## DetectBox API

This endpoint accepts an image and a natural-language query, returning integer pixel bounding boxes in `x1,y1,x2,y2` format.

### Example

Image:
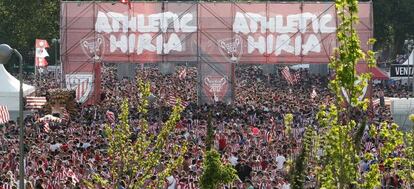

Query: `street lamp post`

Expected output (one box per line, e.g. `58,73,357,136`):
52,38,63,88
52,38,58,66
52,38,59,81
0,44,25,189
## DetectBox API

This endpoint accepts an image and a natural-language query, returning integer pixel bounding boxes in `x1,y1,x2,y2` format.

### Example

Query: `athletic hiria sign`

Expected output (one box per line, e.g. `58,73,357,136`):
61,2,372,104
62,2,372,64
94,10,335,59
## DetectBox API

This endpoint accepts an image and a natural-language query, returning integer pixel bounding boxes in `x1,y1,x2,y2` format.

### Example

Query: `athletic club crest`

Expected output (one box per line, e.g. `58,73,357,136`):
203,76,229,102
80,34,104,62
65,74,94,103
218,35,242,63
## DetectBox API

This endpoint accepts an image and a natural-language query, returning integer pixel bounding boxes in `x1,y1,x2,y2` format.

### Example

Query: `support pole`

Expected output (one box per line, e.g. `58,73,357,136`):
412,50,414,97
15,49,25,189
409,50,411,95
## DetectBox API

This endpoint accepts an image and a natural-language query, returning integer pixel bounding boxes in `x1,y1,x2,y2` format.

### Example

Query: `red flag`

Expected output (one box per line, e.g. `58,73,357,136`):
281,66,293,85
35,57,48,67
251,127,260,136
264,130,272,143
270,116,275,132
36,39,49,48
43,122,50,133
0,105,10,124
167,95,188,108
35,39,49,67
293,72,300,83
25,96,47,109
178,68,187,80
62,110,70,122
65,168,80,183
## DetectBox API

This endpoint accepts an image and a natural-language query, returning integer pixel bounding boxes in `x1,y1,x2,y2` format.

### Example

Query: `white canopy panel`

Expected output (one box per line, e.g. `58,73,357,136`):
402,50,414,65
0,64,35,111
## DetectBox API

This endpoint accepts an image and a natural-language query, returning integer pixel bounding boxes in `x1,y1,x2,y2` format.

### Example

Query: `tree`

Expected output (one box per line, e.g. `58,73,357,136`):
291,126,316,189
313,0,404,188
0,0,59,71
85,80,187,188
397,114,414,187
200,109,238,189
200,150,238,189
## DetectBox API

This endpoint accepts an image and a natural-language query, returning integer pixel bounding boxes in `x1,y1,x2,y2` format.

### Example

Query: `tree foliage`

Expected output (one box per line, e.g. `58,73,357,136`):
200,110,238,189
0,0,59,70
200,150,238,189
314,0,405,188
398,115,414,187
291,126,316,189
373,0,414,58
85,80,187,188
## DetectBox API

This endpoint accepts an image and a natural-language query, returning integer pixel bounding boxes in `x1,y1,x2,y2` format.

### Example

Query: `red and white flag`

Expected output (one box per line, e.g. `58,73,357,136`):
106,110,115,123
178,68,187,80
0,105,10,124
35,39,49,67
62,110,70,122
43,122,50,133
167,96,189,108
65,168,80,183
311,89,318,99
264,130,272,143
292,72,300,83
281,66,294,85
372,99,380,107
1,183,12,189
270,116,276,133
26,96,47,109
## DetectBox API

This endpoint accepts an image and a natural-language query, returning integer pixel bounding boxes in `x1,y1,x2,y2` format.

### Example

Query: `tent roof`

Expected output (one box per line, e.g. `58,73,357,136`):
356,64,389,80
0,64,35,96
402,50,413,65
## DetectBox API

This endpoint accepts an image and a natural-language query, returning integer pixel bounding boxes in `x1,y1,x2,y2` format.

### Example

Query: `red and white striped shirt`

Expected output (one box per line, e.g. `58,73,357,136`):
1,183,13,189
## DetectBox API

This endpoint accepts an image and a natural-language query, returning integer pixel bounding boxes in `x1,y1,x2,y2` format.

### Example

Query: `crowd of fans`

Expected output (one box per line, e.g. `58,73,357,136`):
0,64,410,189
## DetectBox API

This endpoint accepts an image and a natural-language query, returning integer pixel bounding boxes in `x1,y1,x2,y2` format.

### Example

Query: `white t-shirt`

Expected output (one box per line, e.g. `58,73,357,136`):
82,142,91,149
275,155,286,170
50,143,61,152
166,176,176,189
228,155,238,166
282,183,291,189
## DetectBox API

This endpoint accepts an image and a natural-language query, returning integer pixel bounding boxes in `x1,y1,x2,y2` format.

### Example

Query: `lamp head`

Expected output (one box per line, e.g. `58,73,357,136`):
0,44,13,64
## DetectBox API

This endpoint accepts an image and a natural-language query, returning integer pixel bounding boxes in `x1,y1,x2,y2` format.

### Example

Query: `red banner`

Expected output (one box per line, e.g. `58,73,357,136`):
35,39,49,67
61,1,372,103
61,2,372,66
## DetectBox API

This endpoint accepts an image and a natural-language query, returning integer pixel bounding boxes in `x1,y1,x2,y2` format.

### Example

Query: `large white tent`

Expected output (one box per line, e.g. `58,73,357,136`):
402,50,413,65
0,64,35,111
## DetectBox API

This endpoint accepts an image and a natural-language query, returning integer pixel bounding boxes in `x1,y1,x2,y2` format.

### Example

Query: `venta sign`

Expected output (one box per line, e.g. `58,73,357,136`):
390,65,414,77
